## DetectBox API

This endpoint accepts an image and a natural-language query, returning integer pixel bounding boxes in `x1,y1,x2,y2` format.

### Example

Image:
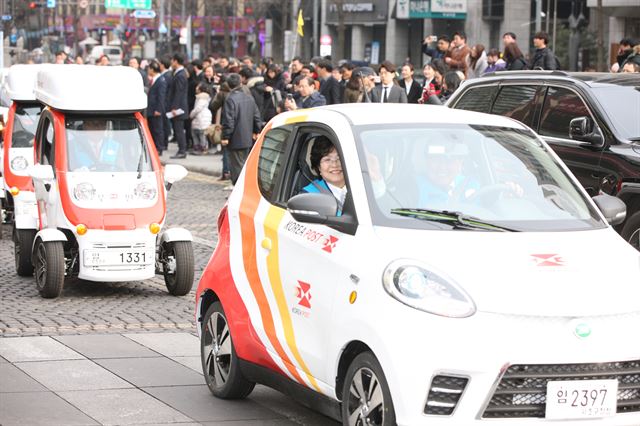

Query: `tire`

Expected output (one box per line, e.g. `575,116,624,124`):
14,228,36,276
34,240,65,299
341,352,396,426
162,241,195,296
621,211,640,251
200,302,255,399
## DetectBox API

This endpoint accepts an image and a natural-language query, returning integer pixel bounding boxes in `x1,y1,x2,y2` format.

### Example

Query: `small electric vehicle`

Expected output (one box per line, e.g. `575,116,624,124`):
29,65,194,298
195,104,640,425
0,65,45,263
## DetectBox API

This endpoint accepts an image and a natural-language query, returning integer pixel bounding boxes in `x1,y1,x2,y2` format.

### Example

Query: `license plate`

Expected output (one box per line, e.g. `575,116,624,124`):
83,249,154,266
546,379,618,419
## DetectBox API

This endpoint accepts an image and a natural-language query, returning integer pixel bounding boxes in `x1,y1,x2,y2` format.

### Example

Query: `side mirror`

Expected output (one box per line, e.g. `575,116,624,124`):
569,116,604,146
28,164,54,181
592,194,626,226
163,164,188,189
287,193,338,224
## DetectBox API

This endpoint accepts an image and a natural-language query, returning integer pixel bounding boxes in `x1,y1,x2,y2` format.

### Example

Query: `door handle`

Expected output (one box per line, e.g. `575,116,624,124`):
261,238,272,251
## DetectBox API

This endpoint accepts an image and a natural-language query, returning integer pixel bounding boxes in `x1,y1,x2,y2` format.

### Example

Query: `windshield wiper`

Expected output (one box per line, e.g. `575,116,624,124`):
136,144,146,179
390,208,520,232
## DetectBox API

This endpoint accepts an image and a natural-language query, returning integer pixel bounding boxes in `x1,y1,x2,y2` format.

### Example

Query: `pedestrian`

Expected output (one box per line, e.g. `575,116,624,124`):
316,60,342,105
483,48,506,74
372,61,407,103
220,73,263,185
467,44,488,78
420,59,446,104
620,42,640,72
398,63,422,104
614,38,638,71
201,65,217,97
422,35,450,61
284,76,326,110
210,81,232,180
288,56,305,91
129,56,149,93
530,32,558,70
146,60,166,156
502,32,517,47
189,82,212,155
54,50,68,64
167,53,189,159
344,67,373,103
445,32,471,76
439,71,462,103
503,42,528,70
263,64,286,122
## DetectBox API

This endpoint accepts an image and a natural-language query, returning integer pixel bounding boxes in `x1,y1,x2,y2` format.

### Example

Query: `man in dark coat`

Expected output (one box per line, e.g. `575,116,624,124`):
316,60,341,105
159,56,173,150
530,31,558,70
167,53,189,159
422,35,450,61
221,73,263,184
284,76,327,110
146,61,166,155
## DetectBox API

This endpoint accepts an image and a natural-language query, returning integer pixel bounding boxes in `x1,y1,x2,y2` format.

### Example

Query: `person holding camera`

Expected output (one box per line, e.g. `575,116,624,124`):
284,76,326,111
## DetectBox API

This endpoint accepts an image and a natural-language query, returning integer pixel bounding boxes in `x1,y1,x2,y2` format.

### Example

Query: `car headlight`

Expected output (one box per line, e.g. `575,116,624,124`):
11,156,28,171
73,182,96,201
134,181,157,200
382,259,476,318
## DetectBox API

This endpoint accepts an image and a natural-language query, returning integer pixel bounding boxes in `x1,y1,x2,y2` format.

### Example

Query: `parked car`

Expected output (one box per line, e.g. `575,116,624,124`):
195,104,639,425
446,71,640,251
88,45,123,65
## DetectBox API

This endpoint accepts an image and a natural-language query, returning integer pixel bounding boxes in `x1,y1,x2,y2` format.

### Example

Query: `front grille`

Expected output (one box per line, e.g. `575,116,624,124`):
424,375,469,415
483,360,640,418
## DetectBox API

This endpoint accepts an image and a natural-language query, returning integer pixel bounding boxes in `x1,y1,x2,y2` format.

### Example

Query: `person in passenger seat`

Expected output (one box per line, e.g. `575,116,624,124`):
301,136,347,214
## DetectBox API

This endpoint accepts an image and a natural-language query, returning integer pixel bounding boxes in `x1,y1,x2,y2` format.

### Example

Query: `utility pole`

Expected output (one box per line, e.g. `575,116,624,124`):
535,0,542,33
596,0,604,71
312,0,318,57
552,0,558,51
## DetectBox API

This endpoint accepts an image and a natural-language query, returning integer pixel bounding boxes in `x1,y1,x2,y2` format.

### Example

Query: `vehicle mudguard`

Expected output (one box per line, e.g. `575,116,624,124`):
159,227,193,244
32,228,68,264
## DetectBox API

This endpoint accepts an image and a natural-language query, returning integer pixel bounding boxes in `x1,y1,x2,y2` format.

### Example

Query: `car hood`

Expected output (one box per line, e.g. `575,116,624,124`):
372,226,640,317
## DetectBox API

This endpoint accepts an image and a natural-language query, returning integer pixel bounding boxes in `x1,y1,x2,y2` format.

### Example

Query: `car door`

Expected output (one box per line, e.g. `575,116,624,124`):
258,123,359,394
490,84,542,128
33,113,57,229
536,85,605,195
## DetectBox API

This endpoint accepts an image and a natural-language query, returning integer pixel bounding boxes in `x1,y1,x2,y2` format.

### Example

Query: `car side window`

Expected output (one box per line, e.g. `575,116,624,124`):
258,127,290,202
38,117,55,170
491,85,538,127
453,86,496,112
539,86,590,139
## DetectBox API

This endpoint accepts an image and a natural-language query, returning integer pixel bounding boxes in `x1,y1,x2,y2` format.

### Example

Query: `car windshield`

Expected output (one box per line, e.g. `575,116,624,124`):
12,103,42,148
65,116,152,173
356,124,606,232
591,86,640,140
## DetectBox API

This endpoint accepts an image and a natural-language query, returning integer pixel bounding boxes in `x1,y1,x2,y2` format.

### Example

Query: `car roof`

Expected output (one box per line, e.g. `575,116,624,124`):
35,65,146,112
475,70,640,88
3,64,52,101
294,103,527,128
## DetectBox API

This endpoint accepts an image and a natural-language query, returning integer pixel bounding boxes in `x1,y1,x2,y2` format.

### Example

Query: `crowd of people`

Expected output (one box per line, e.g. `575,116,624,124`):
45,30,640,187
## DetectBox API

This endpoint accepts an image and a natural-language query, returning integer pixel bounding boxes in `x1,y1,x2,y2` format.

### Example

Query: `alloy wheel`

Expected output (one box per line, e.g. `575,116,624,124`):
203,311,232,388
35,242,47,289
346,367,386,426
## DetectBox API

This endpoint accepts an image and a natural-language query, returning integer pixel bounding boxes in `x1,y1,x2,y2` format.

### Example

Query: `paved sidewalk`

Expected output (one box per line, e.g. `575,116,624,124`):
0,332,337,426
160,143,224,178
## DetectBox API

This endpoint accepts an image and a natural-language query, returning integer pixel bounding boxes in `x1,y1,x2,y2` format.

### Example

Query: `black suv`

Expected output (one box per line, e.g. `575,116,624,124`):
447,71,640,250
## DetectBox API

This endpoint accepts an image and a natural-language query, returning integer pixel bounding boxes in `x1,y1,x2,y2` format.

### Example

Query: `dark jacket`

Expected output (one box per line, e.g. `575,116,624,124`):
147,75,167,116
319,76,342,105
161,69,173,111
530,47,558,70
506,57,528,71
422,45,446,60
221,88,263,150
167,67,189,119
296,91,327,109
399,79,422,104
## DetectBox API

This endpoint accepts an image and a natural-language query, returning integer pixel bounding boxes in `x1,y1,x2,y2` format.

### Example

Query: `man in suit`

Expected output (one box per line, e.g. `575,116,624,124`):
316,60,342,105
146,61,166,155
372,61,407,104
399,63,423,104
159,56,173,151
167,53,189,159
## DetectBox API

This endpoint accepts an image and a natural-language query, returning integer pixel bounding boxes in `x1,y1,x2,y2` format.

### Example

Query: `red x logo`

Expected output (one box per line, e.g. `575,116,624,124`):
296,280,312,309
531,254,564,266
322,235,339,253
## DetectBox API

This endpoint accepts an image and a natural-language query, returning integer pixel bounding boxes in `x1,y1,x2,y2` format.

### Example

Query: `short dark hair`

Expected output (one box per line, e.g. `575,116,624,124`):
503,32,517,40
339,61,355,71
453,31,466,41
172,53,185,65
443,71,462,93
620,38,639,47
191,59,203,69
226,73,242,89
310,136,336,175
317,59,333,72
301,76,315,87
241,55,253,63
291,56,303,64
402,62,414,72
533,31,549,45
195,81,210,94
160,55,171,69
487,48,501,58
55,50,67,57
148,60,161,73
379,60,396,74
437,35,450,43
239,67,255,80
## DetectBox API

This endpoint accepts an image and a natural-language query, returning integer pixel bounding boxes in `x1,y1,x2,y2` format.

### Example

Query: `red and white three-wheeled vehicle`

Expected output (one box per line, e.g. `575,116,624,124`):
28,65,194,298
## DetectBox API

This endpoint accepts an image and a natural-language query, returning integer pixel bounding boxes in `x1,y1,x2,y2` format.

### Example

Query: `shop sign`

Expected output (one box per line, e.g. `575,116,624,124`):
408,0,467,19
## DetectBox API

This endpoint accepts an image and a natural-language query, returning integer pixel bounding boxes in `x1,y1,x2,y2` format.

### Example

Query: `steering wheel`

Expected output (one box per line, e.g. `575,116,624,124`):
468,183,517,206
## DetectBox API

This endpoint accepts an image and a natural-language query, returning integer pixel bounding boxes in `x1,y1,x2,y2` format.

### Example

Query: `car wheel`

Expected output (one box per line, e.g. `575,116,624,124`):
201,301,255,399
34,239,65,298
14,228,36,276
341,352,396,426
161,241,194,296
621,211,640,251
